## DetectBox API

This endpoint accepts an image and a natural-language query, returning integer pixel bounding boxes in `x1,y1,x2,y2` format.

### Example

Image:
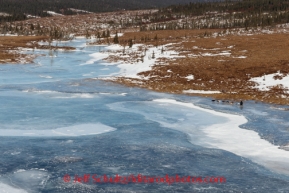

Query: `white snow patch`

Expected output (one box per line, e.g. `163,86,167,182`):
117,46,156,78
68,8,93,14
26,14,40,19
89,43,183,79
0,34,17,36
0,12,11,17
105,44,124,50
80,52,109,65
183,90,221,94
45,11,63,16
188,54,199,58
185,75,194,80
250,71,289,91
110,33,124,38
202,51,231,56
234,56,247,58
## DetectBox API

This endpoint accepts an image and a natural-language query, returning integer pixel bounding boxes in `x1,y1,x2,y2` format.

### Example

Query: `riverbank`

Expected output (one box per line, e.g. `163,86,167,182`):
91,28,289,106
2,27,289,106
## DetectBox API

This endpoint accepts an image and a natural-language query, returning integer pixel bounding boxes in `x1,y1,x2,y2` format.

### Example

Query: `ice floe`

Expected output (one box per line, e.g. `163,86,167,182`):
0,183,28,193
0,169,49,193
0,123,116,137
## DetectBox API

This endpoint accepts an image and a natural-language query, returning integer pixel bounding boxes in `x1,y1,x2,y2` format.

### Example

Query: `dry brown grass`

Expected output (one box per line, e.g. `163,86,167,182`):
2,28,289,105
107,29,289,105
0,36,48,63
0,36,74,64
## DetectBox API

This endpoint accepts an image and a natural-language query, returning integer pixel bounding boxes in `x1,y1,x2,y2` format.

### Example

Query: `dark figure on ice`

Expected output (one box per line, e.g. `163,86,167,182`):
240,101,243,106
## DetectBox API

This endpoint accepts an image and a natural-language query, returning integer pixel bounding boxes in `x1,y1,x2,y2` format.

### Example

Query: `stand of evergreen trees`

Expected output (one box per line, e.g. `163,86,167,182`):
139,0,289,31
0,0,195,22
2,0,289,39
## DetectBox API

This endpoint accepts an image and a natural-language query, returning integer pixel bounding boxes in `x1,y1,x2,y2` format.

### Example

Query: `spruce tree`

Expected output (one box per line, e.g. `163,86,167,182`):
128,39,133,48
113,33,119,44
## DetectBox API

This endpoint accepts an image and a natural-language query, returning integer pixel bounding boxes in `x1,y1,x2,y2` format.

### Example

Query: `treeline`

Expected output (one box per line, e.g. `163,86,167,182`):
161,0,289,16
0,13,27,23
3,0,289,39
0,0,197,22
139,0,289,31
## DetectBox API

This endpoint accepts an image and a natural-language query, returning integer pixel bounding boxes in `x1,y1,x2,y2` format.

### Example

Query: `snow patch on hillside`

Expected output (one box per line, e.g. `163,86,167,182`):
45,11,63,16
69,8,93,14
0,12,11,17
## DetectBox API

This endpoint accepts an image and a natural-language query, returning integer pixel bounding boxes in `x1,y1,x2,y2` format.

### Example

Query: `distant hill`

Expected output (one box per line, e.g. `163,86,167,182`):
0,0,201,21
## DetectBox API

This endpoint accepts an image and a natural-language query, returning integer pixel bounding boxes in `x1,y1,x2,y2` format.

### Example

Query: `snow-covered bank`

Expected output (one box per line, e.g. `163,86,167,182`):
80,52,109,66
154,99,289,176
85,43,184,79
117,44,184,79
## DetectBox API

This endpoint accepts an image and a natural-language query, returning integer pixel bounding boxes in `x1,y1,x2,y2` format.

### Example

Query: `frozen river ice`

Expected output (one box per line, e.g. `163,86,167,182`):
0,39,289,192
